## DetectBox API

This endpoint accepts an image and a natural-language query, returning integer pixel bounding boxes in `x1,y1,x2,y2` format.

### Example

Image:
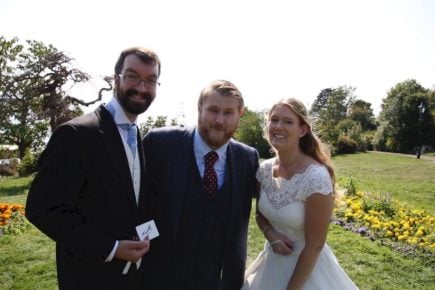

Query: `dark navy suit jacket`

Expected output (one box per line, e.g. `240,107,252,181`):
142,127,259,290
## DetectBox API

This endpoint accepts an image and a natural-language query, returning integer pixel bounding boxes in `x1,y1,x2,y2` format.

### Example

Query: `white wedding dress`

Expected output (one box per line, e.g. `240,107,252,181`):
242,158,359,290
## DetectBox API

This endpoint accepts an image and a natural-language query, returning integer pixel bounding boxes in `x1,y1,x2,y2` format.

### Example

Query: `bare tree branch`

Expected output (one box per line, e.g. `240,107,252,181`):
65,76,113,106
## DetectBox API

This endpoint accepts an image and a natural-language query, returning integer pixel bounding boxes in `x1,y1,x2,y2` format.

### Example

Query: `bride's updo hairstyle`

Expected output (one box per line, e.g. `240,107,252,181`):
265,98,336,191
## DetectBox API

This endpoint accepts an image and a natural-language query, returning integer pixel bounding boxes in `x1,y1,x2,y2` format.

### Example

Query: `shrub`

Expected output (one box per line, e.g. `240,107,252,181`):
0,147,18,159
372,121,390,151
336,135,358,154
344,176,357,196
18,150,39,176
0,158,20,176
362,192,396,218
360,132,375,151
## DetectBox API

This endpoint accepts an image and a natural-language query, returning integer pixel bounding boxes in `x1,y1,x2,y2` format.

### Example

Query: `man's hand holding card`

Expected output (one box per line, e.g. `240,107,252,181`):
122,220,159,274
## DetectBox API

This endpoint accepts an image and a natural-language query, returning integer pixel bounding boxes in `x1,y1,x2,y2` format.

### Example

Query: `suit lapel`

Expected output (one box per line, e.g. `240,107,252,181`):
137,129,147,213
96,106,138,210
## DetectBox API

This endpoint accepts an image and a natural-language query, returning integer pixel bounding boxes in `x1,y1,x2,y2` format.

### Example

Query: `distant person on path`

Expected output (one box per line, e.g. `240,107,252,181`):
242,98,359,290
142,80,259,290
25,47,161,289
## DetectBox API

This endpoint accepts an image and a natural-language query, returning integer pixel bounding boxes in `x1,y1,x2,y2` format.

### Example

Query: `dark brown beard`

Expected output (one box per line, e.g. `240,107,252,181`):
117,87,154,115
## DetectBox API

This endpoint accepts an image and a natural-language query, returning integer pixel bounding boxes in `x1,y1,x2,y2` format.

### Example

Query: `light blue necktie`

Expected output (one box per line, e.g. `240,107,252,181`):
120,123,137,158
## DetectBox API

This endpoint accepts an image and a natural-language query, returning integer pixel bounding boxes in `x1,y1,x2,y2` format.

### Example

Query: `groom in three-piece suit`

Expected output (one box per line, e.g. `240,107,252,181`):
142,80,259,290
25,47,161,289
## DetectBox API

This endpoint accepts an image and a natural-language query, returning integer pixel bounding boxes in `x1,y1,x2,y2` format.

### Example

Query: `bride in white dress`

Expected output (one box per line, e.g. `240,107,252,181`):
242,98,358,290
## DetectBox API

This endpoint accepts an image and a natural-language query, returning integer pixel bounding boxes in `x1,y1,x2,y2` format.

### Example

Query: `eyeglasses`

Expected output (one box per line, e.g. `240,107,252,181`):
118,74,160,89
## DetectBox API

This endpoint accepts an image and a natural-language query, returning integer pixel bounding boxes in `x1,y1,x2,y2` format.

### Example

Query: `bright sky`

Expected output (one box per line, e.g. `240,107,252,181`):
1,0,435,125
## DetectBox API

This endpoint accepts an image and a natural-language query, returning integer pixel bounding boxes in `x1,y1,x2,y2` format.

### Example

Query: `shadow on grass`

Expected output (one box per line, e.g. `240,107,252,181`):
0,178,32,197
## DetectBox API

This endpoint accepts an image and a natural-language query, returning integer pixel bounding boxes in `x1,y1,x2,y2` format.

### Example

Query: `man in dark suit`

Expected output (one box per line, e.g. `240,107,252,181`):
142,80,259,290
25,47,161,290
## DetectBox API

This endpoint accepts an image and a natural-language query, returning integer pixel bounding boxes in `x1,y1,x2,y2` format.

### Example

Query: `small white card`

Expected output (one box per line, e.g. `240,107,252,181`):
136,219,159,241
122,220,160,274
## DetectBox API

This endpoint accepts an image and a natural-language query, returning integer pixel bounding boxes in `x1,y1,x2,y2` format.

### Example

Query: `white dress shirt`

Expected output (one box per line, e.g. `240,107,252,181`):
104,97,142,262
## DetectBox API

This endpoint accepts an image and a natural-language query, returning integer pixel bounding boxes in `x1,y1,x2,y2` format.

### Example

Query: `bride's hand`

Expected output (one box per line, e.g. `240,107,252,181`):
265,229,293,256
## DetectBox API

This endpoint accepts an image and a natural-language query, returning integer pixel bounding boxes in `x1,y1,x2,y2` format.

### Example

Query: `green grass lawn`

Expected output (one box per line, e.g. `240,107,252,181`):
0,176,33,204
333,152,435,215
1,152,435,289
0,226,56,289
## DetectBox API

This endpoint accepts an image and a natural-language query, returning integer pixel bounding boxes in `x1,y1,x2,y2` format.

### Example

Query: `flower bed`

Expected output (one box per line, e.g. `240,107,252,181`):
0,203,24,225
333,190,435,267
0,203,29,235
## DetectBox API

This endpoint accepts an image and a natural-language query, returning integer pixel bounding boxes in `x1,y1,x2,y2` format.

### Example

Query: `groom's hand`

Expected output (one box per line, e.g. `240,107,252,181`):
115,239,150,263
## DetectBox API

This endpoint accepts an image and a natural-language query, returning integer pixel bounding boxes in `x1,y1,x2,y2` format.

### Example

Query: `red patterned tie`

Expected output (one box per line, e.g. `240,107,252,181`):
204,151,219,197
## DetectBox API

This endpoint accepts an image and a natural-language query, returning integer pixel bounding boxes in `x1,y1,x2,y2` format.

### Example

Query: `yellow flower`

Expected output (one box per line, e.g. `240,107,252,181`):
385,230,394,237
398,235,407,241
402,222,411,230
408,238,418,245
372,223,381,230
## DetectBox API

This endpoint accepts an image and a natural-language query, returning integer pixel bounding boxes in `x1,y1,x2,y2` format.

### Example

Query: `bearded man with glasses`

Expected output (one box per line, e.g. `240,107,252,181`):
26,47,161,290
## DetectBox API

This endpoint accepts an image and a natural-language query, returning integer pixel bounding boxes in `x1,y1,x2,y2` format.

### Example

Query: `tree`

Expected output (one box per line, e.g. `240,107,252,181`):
140,115,184,135
310,86,356,149
141,116,155,135
372,120,392,151
170,117,183,126
429,88,435,147
378,79,434,153
349,99,377,131
0,37,89,159
234,107,272,159
154,116,168,128
310,88,333,119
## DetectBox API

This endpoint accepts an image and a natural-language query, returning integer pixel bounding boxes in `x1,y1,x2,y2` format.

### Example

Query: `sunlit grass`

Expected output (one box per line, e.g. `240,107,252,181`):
332,152,435,215
1,152,435,289
0,176,33,198
0,226,56,290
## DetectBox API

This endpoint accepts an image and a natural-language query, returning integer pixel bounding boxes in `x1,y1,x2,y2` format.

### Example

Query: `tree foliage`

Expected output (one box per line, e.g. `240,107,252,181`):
349,99,376,131
309,86,379,154
310,88,334,119
0,36,89,159
310,86,356,151
234,107,272,159
377,79,434,153
140,115,184,135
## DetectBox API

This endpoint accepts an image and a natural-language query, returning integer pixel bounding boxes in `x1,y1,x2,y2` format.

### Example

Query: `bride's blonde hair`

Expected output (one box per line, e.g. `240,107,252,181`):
265,98,336,193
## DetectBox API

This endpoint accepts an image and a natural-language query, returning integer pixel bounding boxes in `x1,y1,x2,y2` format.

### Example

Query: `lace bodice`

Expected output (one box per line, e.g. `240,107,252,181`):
256,158,333,249
257,158,333,210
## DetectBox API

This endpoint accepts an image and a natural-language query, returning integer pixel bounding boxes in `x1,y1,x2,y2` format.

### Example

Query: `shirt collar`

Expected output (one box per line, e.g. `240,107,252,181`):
106,96,137,125
193,128,229,160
